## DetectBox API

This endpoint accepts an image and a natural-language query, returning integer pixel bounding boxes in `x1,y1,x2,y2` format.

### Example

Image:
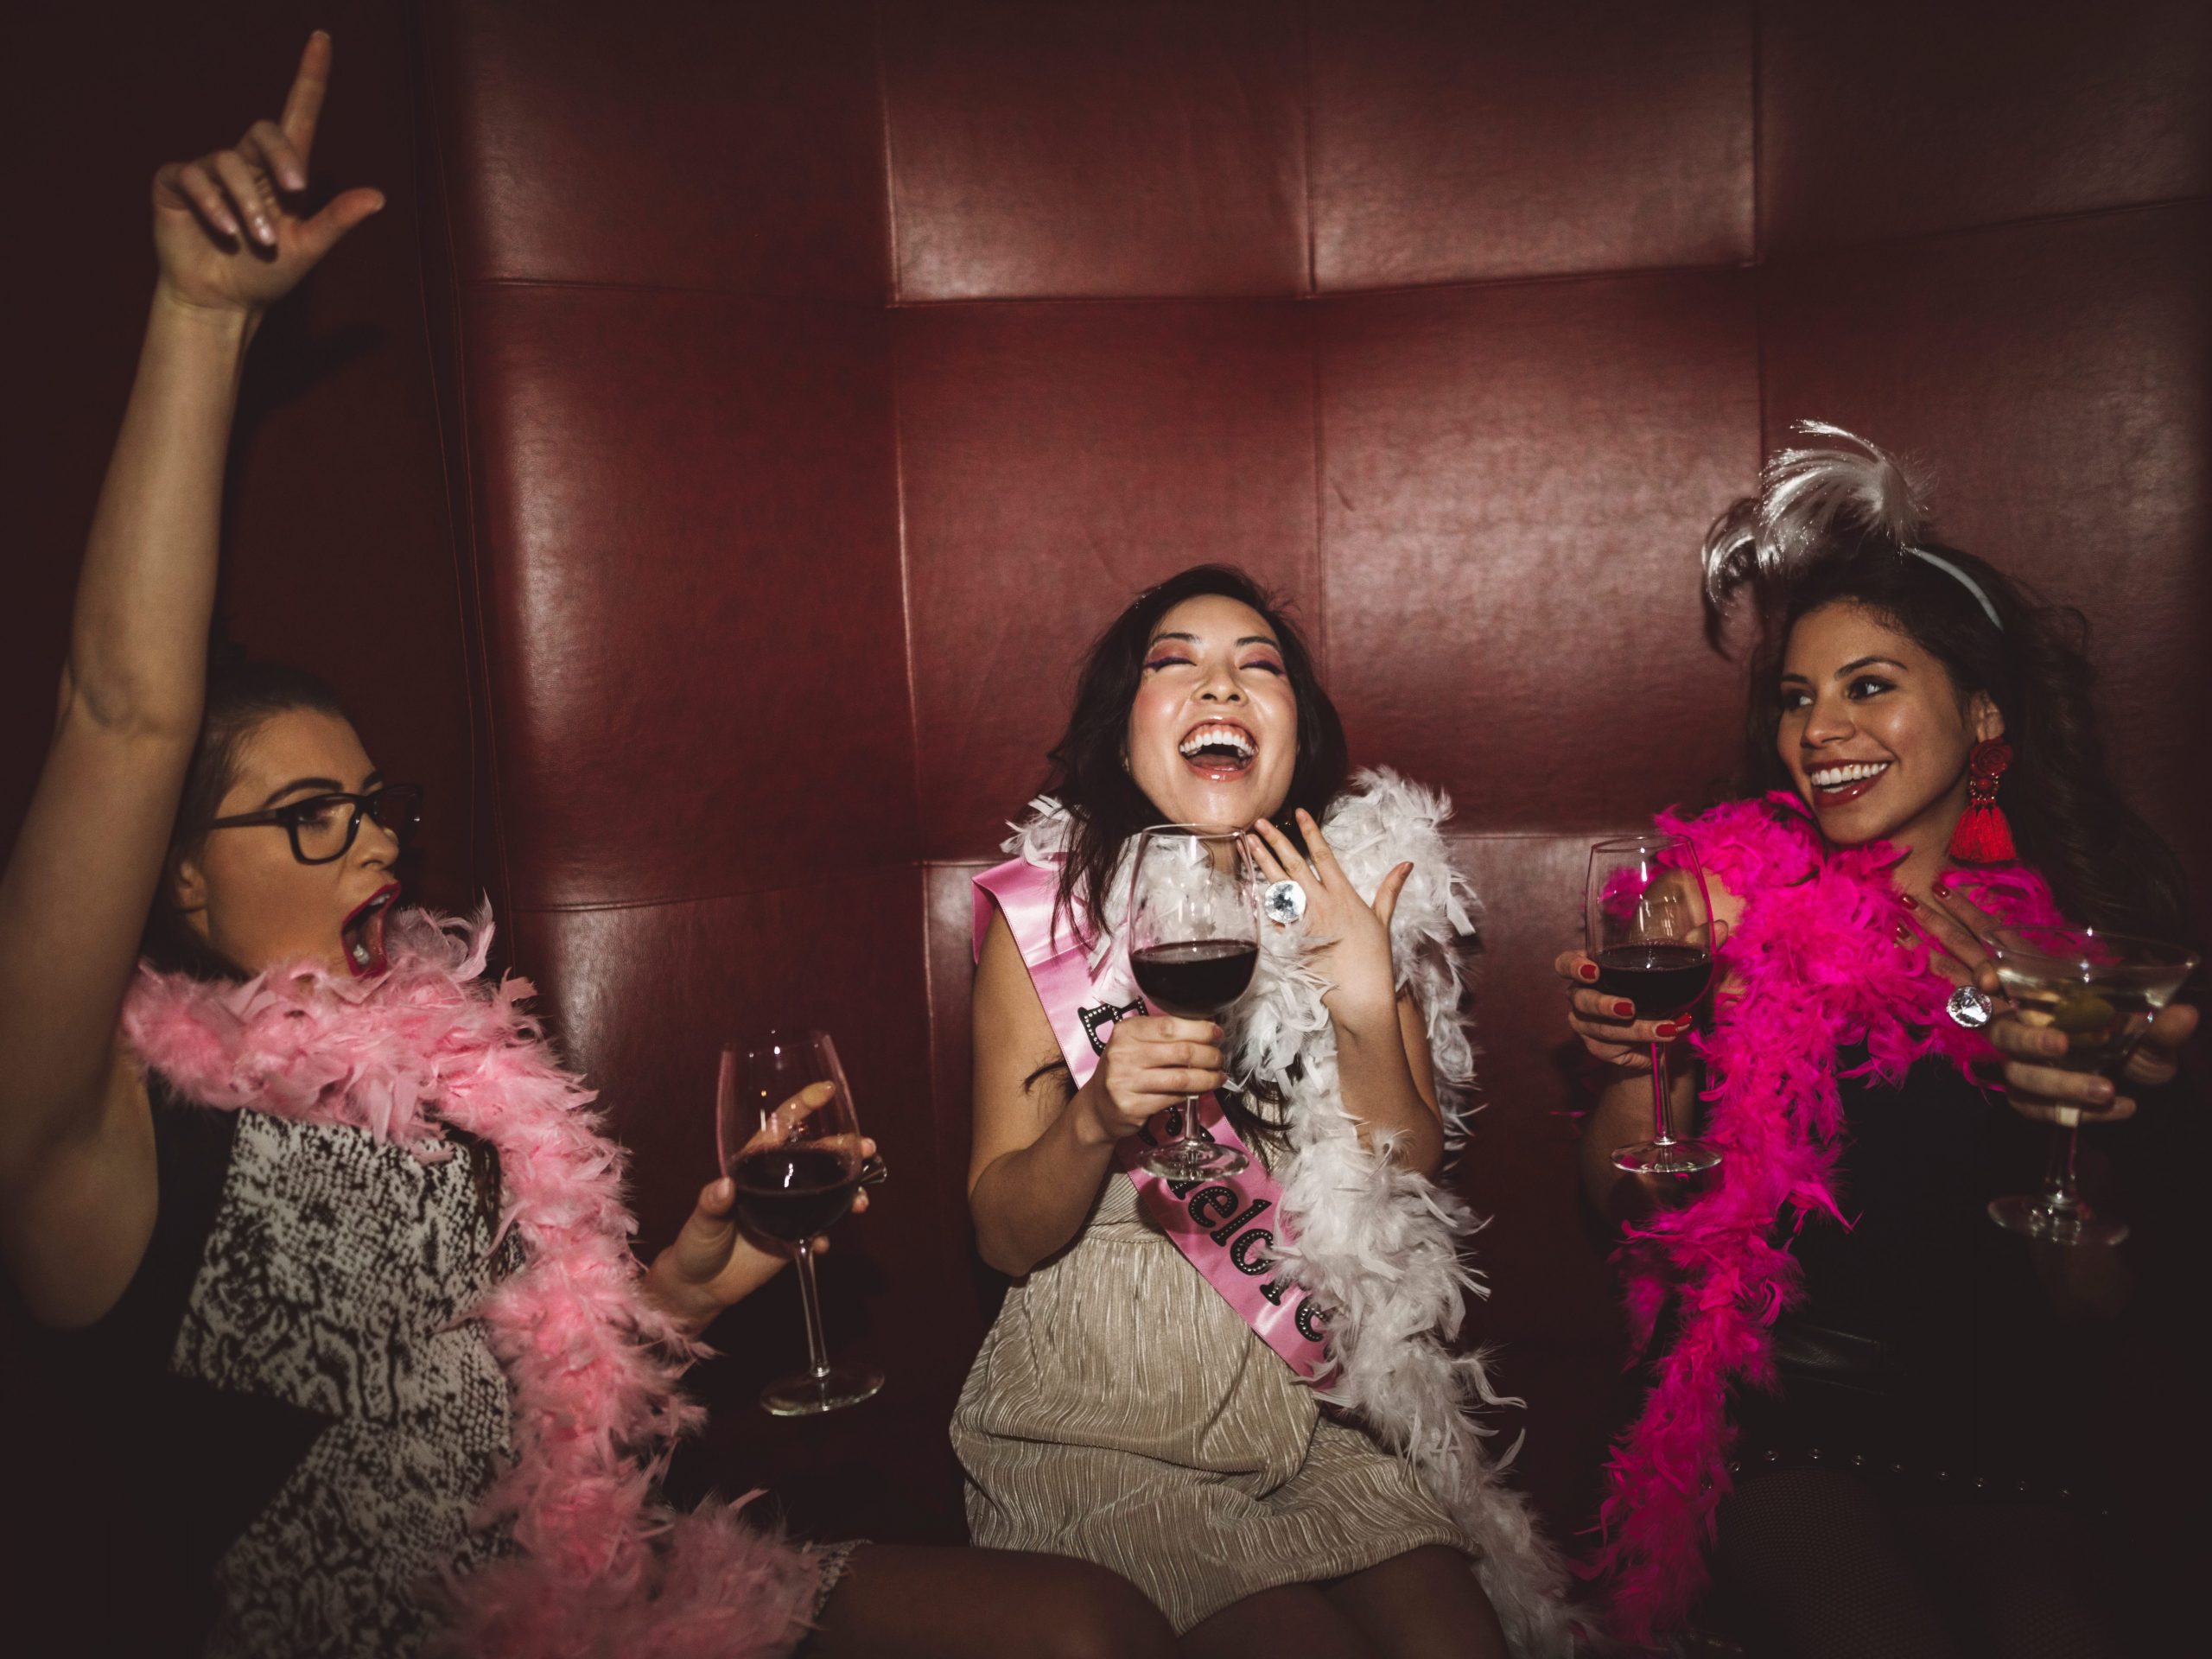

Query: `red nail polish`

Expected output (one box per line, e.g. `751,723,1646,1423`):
1932,880,1951,897
1899,893,1918,909
1577,963,1599,982
1655,1022,1681,1039
1612,1000,1635,1017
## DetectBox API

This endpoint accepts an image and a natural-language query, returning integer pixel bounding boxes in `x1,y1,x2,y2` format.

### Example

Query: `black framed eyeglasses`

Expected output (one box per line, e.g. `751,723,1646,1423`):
202,785,423,867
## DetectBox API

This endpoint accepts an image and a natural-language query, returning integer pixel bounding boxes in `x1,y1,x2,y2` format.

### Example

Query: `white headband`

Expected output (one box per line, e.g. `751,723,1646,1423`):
1904,547,2003,631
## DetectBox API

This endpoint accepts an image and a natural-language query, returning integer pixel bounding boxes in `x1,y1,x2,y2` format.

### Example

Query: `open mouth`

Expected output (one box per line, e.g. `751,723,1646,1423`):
1178,721,1256,781
340,883,401,977
1806,759,1891,810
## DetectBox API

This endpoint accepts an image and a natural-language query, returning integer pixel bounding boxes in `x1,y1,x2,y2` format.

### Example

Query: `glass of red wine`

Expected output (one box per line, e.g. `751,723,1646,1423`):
1127,823,1261,1180
1587,834,1722,1177
717,1028,884,1416
1983,924,2196,1247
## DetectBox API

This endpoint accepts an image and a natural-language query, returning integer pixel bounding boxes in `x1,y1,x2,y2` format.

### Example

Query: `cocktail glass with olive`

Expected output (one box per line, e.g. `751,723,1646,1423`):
1984,924,2197,1247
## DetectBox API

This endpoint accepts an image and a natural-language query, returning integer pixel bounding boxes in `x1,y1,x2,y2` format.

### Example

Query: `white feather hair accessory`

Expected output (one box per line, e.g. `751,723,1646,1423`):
1702,420,1932,610
1004,769,1576,1655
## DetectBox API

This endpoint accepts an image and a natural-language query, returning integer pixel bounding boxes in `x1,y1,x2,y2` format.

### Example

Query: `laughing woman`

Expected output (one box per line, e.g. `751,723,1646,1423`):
0,35,1177,1659
1563,427,2197,1657
954,565,1572,1657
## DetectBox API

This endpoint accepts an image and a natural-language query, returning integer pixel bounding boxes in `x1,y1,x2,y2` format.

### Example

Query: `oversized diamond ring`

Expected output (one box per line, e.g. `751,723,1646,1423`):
1262,880,1307,926
1945,985,1993,1028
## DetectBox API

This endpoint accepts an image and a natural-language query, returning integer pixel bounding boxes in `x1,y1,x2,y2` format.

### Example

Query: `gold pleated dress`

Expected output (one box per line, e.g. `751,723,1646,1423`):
950,1164,1466,1632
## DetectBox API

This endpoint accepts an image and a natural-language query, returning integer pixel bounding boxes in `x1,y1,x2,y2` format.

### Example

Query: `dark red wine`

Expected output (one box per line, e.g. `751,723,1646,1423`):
1132,939,1259,1018
1592,943,1713,1019
732,1147,860,1243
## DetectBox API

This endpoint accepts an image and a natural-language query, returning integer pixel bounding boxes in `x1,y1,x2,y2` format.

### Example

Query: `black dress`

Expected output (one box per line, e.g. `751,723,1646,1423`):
1732,1050,2103,1503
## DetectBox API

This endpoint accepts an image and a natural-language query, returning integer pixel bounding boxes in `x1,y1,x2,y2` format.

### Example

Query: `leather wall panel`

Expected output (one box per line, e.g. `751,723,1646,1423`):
455,286,912,909
516,870,972,1541
882,0,1308,300
1760,0,2212,254
1451,831,1637,1537
897,301,1320,856
423,0,888,299
1310,0,1754,290
1758,204,2212,930
1318,271,1759,830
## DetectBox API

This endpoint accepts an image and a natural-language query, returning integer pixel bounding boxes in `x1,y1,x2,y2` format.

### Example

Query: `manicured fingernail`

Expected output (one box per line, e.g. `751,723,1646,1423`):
2089,1080,2114,1103
1932,880,1950,897
1577,963,1599,982
1655,1022,1682,1039
1612,1000,1635,1017
1899,893,1918,910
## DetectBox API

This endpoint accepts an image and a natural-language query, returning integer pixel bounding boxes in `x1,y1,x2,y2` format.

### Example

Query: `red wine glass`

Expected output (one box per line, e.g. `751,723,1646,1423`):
1127,824,1261,1180
1587,834,1722,1177
717,1028,884,1416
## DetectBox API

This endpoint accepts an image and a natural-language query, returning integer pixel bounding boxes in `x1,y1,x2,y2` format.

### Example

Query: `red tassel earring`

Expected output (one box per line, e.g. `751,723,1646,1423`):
1948,739,2016,861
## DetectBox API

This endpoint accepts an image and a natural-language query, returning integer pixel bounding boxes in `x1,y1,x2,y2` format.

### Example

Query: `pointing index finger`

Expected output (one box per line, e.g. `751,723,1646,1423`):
279,30,334,162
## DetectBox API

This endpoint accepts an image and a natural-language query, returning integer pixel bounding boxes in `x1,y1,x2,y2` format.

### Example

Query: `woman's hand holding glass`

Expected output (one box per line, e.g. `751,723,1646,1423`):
1552,949,1703,1071
645,1078,877,1337
1076,1018,1227,1145
1922,888,2197,1128
1245,809,1412,1027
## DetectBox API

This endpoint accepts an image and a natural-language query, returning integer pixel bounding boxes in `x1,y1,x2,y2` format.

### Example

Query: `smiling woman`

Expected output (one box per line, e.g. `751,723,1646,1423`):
956,564,1573,1656
1562,424,2198,1654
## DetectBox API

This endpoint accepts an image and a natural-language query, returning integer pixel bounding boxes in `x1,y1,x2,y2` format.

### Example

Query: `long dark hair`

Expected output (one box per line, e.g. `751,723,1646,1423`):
141,655,349,980
1041,564,1348,938
1726,534,2189,941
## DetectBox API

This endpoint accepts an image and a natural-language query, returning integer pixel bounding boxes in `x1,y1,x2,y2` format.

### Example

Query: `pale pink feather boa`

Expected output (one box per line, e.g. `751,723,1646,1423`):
119,906,821,1659
1586,794,2066,1646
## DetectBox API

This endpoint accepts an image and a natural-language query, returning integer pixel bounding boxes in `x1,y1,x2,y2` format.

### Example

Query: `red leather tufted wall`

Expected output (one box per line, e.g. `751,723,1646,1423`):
410,0,2210,1552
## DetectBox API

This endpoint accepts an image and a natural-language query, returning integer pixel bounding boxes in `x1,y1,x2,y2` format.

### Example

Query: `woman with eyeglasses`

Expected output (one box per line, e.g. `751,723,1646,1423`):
0,34,1175,1659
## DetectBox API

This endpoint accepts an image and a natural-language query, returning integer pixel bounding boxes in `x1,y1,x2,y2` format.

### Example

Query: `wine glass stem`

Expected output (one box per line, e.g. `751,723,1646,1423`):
792,1239,833,1382
1648,1041,1673,1147
2044,1124,2083,1218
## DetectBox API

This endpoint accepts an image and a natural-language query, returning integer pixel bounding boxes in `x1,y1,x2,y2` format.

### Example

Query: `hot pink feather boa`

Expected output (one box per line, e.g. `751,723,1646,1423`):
118,906,822,1659
1586,794,2065,1647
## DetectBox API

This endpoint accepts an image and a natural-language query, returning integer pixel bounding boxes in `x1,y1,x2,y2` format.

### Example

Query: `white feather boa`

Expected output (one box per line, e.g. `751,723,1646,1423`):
1007,768,1574,1656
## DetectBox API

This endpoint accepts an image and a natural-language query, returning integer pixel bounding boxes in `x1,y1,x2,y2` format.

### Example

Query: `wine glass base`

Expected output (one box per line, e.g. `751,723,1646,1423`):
1987,1194,2127,1248
1611,1139,1723,1177
1141,1141,1249,1181
760,1365,885,1417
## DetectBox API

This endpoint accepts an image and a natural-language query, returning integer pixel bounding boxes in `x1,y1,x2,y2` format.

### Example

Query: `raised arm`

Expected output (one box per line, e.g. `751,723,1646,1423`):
0,33,381,1325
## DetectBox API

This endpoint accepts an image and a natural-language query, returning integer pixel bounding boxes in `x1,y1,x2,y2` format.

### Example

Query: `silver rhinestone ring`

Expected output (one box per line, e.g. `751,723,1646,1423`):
1262,880,1307,926
1945,985,1993,1028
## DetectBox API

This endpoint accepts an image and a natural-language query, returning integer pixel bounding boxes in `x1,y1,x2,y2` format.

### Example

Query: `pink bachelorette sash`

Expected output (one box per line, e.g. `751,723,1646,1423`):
975,857,1329,1380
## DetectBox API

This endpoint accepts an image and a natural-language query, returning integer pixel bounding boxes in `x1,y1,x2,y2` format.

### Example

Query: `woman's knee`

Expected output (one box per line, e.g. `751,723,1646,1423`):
1026,1559,1178,1659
